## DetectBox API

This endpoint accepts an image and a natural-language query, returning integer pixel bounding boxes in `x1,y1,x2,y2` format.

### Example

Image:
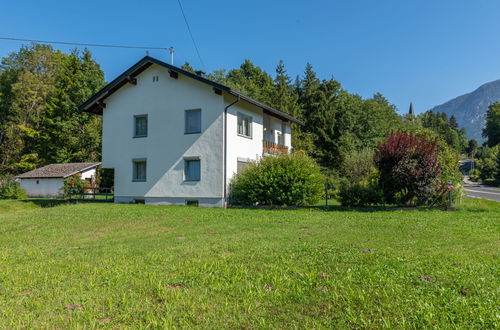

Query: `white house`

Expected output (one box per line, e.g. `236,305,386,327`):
79,56,303,207
16,162,100,198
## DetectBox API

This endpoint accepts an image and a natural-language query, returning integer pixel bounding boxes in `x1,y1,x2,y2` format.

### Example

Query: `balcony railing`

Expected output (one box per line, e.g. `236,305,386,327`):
263,140,289,155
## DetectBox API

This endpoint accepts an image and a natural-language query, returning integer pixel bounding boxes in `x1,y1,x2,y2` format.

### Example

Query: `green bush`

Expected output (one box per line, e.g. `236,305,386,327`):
338,181,384,207
469,169,481,181
62,174,88,197
230,152,324,206
340,148,375,183
0,176,27,199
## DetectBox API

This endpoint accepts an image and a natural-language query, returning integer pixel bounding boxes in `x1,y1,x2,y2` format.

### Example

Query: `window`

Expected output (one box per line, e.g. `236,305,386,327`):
185,109,201,134
184,159,201,181
134,115,148,137
237,160,249,174
133,159,147,181
237,112,252,138
186,200,199,206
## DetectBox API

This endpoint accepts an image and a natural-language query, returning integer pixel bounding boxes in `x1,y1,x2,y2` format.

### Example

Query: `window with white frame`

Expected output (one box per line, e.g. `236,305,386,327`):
132,159,147,181
134,115,148,137
184,158,201,181
237,112,252,138
185,109,201,134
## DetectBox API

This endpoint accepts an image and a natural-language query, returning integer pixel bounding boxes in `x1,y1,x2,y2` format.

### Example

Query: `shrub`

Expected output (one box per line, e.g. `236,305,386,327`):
62,174,88,197
338,181,384,207
374,131,441,206
340,148,375,183
431,182,465,207
230,152,324,206
0,176,27,199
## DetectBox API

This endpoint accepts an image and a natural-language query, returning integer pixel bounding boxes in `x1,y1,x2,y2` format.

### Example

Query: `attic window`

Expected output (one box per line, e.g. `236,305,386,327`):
153,76,159,82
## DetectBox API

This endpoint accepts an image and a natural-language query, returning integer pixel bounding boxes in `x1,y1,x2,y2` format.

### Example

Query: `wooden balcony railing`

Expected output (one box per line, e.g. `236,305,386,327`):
263,140,289,155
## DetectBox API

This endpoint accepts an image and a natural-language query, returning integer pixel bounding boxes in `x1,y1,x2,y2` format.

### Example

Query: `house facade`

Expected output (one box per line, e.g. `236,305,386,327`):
79,57,302,207
16,162,100,198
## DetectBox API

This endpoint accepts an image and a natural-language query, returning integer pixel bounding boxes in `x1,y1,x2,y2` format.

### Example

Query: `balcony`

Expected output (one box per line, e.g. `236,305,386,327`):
263,140,289,155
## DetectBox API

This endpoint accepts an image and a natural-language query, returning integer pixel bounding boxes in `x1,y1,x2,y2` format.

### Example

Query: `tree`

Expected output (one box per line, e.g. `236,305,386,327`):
483,103,500,147
374,131,441,205
466,139,478,159
0,44,105,174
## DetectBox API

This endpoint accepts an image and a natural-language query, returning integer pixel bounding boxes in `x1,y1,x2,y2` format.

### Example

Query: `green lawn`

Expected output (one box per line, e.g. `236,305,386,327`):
0,199,498,328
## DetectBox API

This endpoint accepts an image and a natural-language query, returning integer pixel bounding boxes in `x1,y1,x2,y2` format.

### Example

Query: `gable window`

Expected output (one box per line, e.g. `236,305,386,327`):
185,109,201,134
184,158,201,181
132,159,147,181
237,112,252,138
134,115,148,138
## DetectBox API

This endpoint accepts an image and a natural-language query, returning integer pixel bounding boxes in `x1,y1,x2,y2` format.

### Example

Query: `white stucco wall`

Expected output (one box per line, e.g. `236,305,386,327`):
20,178,64,198
225,97,291,185
102,65,225,206
80,168,96,181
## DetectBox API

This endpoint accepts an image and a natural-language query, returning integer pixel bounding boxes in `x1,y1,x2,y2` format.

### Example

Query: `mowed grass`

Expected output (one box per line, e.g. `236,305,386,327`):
0,199,498,328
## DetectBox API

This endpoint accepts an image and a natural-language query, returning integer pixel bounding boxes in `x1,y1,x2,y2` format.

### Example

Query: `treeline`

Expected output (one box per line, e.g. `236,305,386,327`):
0,44,104,174
0,44,473,178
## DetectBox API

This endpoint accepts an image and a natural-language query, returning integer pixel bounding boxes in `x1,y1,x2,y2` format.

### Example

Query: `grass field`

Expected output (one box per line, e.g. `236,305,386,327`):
0,199,498,328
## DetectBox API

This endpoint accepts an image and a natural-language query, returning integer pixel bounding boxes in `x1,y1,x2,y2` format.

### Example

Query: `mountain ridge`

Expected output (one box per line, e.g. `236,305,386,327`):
429,79,500,142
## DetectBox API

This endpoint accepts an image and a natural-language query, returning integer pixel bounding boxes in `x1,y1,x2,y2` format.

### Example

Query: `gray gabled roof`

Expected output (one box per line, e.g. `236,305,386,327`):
78,56,304,125
16,162,101,179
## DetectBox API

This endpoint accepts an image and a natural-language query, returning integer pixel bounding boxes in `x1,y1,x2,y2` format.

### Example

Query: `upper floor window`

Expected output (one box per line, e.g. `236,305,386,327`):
237,112,252,138
185,109,201,134
134,115,148,138
132,159,147,182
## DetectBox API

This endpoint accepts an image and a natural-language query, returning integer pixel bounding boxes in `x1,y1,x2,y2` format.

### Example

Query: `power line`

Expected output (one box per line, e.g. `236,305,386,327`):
176,0,206,70
0,36,173,51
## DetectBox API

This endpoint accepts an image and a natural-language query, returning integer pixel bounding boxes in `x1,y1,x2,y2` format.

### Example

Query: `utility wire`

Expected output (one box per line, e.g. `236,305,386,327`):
0,36,173,51
176,0,206,70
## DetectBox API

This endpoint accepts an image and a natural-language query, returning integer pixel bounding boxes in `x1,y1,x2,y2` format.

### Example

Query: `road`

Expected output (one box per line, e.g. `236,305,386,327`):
463,184,500,202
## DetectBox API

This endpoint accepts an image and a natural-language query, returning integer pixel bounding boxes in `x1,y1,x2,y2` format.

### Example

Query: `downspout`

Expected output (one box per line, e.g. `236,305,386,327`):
223,96,240,207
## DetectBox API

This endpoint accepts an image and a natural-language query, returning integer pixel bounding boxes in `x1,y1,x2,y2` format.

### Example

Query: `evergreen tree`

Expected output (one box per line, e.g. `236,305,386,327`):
483,102,500,147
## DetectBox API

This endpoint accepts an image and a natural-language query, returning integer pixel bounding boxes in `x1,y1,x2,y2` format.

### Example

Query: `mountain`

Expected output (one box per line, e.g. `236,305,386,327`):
429,79,500,142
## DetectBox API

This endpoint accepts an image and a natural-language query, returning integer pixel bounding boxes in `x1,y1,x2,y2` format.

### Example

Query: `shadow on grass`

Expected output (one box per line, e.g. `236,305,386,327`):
20,199,71,208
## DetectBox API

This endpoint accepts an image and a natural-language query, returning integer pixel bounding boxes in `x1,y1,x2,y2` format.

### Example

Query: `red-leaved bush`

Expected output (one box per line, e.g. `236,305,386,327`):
374,131,441,205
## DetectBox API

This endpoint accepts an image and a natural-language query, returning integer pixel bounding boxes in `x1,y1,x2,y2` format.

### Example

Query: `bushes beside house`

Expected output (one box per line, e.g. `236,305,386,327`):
0,176,26,199
62,174,88,197
230,152,324,206
338,131,463,208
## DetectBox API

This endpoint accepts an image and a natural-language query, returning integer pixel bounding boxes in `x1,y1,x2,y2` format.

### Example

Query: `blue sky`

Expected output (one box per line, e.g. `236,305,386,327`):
1,0,499,114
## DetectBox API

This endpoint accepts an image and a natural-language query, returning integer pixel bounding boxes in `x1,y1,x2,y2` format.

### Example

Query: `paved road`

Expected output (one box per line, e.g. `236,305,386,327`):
464,184,500,202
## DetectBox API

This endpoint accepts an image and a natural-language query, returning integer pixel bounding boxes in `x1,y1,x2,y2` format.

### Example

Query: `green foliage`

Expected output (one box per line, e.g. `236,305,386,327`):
0,44,105,175
62,174,88,196
230,152,324,206
483,102,500,147
0,176,26,199
96,167,114,189
340,148,375,183
418,111,468,152
338,181,384,207
476,145,500,184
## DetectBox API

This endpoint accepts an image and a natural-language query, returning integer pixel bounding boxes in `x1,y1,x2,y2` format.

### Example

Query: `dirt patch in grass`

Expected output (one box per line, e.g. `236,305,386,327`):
99,317,112,323
19,291,32,296
227,226,235,230
318,272,328,279
419,275,436,283
184,219,192,223
452,263,463,267
361,249,374,253
89,233,103,237
64,304,81,311
205,230,216,235
176,236,186,240
166,284,186,290
26,226,38,231
459,288,471,296
299,227,309,232
264,284,274,291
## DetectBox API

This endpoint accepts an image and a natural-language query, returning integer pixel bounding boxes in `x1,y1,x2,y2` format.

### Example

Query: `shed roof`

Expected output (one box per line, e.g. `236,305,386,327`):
16,162,101,179
78,56,304,125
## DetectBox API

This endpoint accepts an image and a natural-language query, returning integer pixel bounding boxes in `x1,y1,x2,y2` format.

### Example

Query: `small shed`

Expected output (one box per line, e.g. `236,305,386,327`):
16,162,101,198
